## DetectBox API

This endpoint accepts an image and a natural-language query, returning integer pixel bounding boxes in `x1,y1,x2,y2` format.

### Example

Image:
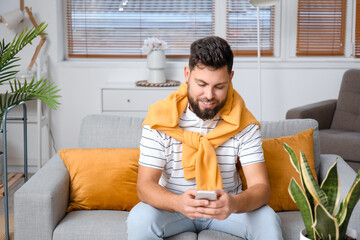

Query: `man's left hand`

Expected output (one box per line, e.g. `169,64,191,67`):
194,189,235,220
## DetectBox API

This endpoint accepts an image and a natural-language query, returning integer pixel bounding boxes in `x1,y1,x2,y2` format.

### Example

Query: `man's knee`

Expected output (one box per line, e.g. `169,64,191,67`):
127,202,162,239
251,206,283,240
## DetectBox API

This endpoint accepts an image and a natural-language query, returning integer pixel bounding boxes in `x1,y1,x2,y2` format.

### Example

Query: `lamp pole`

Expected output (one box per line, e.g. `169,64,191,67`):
249,0,279,121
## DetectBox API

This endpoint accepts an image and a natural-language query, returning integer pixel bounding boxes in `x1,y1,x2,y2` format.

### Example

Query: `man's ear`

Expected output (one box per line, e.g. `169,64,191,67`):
229,71,234,82
184,66,190,83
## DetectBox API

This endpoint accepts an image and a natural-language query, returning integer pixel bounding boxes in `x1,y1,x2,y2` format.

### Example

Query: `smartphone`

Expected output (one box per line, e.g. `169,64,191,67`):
195,191,217,201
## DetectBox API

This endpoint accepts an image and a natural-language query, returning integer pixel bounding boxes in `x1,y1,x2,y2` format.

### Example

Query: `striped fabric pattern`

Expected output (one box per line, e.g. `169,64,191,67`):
139,106,264,195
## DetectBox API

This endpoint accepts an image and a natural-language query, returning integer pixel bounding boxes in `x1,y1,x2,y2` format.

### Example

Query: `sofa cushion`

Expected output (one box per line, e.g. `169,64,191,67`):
53,210,129,240
59,148,140,212
320,129,360,163
53,211,237,240
262,128,316,212
197,230,244,240
277,211,304,240
260,119,320,175
79,114,144,148
331,69,360,132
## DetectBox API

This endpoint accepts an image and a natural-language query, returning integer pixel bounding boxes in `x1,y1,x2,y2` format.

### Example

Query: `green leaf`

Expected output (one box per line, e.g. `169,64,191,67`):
338,171,360,239
0,23,47,84
300,151,328,208
283,143,300,172
289,178,315,239
320,161,339,215
313,204,338,240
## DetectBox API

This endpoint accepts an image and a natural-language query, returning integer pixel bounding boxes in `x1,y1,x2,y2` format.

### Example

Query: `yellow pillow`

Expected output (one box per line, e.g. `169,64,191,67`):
238,128,317,212
263,128,317,212
59,148,140,212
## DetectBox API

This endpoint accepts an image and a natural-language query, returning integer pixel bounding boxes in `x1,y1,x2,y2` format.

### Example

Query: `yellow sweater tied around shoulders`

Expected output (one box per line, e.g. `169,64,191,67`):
143,82,260,191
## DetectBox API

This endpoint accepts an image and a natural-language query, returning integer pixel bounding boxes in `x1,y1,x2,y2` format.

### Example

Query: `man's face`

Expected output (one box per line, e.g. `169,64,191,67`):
184,65,234,120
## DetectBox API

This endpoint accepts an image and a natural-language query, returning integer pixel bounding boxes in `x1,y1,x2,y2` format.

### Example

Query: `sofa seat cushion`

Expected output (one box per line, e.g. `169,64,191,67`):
53,210,129,240
277,211,304,240
53,210,199,240
320,129,360,163
197,230,244,240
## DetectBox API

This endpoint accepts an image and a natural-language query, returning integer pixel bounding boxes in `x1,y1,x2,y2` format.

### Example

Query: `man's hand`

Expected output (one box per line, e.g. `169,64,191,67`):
194,189,236,220
176,189,211,220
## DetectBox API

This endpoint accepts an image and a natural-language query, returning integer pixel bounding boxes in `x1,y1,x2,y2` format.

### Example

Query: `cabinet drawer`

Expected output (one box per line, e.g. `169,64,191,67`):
102,89,173,111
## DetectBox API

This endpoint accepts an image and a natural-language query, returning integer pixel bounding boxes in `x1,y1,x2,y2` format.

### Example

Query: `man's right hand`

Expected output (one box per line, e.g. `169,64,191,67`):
176,189,210,219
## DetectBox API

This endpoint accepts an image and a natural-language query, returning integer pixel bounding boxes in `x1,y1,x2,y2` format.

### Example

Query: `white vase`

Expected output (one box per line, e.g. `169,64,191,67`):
147,49,166,84
300,228,357,240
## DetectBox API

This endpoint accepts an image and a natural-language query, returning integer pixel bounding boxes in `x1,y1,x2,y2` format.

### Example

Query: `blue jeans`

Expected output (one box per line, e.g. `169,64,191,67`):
127,202,283,240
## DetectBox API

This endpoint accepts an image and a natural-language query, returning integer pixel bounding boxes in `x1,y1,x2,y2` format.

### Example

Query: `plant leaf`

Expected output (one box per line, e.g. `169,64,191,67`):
283,143,300,172
320,160,339,215
0,23,47,86
300,150,328,208
289,178,315,239
337,171,360,239
313,204,338,240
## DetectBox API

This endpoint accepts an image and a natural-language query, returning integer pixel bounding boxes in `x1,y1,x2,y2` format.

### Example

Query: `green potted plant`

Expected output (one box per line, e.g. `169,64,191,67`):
0,22,60,182
283,143,360,240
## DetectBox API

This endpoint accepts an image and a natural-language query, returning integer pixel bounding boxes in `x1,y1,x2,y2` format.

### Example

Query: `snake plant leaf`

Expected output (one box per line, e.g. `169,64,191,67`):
313,204,338,240
284,144,315,213
283,143,300,172
337,171,360,239
300,150,328,208
320,161,339,215
289,178,315,239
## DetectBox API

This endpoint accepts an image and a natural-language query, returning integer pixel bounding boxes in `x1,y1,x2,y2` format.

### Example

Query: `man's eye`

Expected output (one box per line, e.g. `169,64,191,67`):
198,83,206,87
215,86,225,89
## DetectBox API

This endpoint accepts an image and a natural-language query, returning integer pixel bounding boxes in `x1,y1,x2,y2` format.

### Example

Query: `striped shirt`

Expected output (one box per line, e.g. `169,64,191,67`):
139,105,264,195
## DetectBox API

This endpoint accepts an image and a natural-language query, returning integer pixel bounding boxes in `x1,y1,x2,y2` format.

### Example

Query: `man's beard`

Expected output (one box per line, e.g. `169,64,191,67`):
188,95,227,120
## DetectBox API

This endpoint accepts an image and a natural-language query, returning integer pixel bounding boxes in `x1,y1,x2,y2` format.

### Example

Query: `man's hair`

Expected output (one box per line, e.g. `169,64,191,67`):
189,36,233,74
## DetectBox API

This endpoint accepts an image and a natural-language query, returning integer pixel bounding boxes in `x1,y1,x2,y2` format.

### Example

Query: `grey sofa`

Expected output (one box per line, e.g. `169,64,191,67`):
14,114,360,240
286,69,360,171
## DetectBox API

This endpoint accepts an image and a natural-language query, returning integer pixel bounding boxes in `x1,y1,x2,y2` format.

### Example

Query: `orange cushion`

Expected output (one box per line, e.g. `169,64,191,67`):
239,128,317,212
263,128,317,212
59,148,140,212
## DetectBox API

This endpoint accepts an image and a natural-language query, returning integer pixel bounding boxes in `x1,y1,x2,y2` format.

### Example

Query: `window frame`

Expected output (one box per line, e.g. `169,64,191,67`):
287,0,355,60
63,0,359,62
65,0,215,59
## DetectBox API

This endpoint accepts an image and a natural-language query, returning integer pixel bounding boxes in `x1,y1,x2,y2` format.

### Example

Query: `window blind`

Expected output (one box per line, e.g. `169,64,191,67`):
355,0,360,58
66,0,214,58
296,0,347,56
226,0,275,56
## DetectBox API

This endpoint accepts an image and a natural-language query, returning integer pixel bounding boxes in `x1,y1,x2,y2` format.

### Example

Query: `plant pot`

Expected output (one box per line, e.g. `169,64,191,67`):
147,49,166,84
300,228,357,240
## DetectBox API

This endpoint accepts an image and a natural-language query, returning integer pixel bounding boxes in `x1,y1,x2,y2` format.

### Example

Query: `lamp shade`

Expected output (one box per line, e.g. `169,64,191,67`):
0,9,24,29
249,0,279,6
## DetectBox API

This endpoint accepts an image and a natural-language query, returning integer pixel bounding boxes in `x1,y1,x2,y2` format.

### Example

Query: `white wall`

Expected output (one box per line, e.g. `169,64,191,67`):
0,0,358,168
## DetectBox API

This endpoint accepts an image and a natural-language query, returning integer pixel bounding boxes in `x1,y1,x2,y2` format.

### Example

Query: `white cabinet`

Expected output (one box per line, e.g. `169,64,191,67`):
101,82,179,117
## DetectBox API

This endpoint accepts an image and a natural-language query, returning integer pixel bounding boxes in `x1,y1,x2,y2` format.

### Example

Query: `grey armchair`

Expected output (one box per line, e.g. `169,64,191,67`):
286,69,360,171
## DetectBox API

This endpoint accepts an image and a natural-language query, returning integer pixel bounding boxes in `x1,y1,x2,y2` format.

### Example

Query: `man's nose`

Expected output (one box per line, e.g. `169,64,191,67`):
204,87,214,100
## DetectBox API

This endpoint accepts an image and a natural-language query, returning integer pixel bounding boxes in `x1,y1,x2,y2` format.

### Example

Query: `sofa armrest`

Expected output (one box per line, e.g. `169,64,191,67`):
286,100,337,130
319,154,360,239
14,154,70,240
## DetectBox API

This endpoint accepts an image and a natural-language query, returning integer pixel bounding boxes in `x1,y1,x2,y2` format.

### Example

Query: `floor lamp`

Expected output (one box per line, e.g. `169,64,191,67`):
0,0,46,70
249,0,279,120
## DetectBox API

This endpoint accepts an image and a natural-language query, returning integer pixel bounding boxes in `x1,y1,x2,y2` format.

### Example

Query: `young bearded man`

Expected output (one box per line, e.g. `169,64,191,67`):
127,36,283,240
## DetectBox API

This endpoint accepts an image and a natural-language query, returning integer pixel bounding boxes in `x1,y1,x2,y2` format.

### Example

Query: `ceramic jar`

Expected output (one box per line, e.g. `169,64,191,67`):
147,49,166,84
